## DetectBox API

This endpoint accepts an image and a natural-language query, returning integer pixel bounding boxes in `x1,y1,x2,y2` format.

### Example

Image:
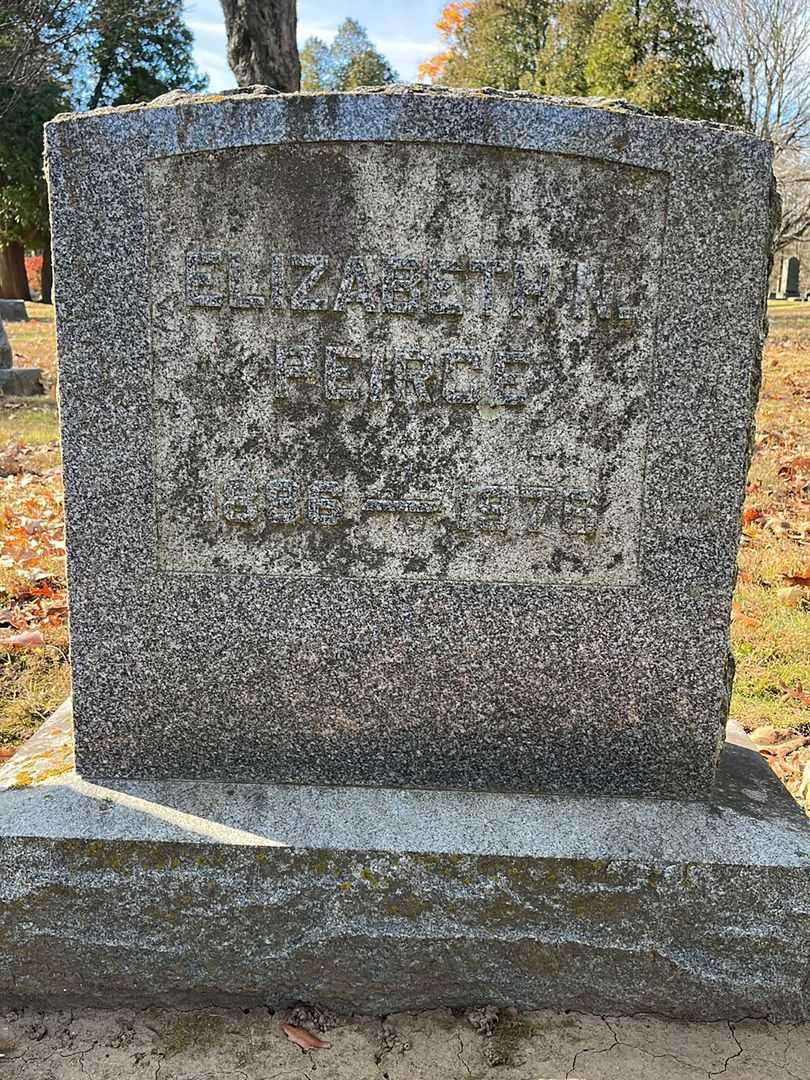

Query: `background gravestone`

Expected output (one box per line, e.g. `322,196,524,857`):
46,87,773,796
779,255,800,298
0,318,44,396
0,322,11,370
0,300,28,323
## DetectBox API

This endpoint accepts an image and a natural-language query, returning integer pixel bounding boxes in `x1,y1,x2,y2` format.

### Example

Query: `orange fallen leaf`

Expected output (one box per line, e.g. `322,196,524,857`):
281,1024,331,1051
779,454,810,475
741,507,761,525
782,684,810,708
0,747,16,761
731,603,760,628
2,629,45,648
776,585,804,607
782,564,810,588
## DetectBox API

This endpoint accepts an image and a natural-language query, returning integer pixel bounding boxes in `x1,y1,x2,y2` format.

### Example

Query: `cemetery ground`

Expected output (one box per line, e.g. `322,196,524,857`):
1,303,810,813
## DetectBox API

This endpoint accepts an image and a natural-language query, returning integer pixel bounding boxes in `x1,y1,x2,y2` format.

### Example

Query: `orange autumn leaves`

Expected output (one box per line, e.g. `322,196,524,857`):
0,441,67,650
417,1,475,82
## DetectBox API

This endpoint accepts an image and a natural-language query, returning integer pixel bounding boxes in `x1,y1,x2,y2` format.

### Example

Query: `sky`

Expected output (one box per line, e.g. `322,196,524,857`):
186,1,445,91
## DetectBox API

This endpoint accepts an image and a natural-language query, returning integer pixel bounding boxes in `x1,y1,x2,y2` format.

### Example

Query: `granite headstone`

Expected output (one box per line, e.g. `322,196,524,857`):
0,300,28,323
46,87,774,795
779,255,800,298
0,318,45,396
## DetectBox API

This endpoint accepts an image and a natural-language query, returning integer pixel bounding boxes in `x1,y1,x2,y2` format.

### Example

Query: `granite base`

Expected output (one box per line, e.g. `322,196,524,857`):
1,701,808,1019
0,369,44,395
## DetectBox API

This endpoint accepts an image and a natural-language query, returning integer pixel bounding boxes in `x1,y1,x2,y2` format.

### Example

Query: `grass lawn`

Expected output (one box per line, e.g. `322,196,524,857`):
1,301,809,808
0,304,67,762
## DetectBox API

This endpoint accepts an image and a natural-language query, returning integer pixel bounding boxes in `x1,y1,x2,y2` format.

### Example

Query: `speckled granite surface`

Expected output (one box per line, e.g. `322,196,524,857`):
46,87,774,792
0,702,808,1016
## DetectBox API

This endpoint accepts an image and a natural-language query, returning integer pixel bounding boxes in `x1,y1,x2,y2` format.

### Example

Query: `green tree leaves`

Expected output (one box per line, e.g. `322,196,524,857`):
428,0,744,124
300,18,397,92
77,0,207,111
0,1,206,269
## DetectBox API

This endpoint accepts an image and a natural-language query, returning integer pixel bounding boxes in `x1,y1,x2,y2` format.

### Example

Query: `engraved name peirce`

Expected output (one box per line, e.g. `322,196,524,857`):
185,248,645,320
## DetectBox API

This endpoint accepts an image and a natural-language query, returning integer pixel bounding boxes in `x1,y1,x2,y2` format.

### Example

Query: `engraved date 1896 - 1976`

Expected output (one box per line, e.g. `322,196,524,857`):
219,478,600,536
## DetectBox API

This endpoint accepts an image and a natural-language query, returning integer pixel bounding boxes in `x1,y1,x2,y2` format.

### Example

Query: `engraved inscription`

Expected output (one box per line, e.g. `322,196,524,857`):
216,477,599,536
149,141,668,583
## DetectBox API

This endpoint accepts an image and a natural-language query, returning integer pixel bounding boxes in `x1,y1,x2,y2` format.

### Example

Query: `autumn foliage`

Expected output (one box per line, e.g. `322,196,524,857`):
418,1,475,82
0,312,68,757
24,254,43,296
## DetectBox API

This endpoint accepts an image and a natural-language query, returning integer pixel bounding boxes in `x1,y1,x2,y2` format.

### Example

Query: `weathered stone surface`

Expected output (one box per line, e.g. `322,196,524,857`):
0,299,28,322
0,702,808,1018
46,87,774,794
0,368,44,396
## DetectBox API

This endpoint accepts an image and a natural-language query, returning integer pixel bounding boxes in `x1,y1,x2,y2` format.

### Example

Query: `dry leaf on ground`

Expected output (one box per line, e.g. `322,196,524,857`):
2,629,45,648
782,564,810,587
281,1023,332,1051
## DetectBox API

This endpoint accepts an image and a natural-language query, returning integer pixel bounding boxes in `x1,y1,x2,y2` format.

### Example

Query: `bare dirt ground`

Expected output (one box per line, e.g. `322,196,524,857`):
0,1004,808,1079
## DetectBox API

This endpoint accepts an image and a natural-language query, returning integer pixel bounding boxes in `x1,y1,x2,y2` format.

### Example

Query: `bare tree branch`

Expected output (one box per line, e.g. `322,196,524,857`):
702,0,810,249
702,0,810,151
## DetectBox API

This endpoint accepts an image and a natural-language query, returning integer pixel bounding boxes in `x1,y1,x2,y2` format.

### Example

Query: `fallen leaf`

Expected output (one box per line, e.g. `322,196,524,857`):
782,684,810,708
779,454,810,475
0,748,16,761
750,725,779,746
731,603,760,628
281,1024,331,1051
776,585,805,607
782,564,810,587
0,608,27,628
766,736,810,758
764,515,791,537
2,629,45,648
741,507,761,525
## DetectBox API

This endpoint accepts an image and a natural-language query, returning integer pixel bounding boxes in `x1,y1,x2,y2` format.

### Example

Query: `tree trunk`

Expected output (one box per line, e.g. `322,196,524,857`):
219,0,300,91
0,243,31,300
41,242,53,304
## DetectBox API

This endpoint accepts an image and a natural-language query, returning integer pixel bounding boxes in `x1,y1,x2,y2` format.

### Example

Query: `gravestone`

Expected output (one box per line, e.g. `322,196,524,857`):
1,87,805,1021
0,321,10,369
0,318,45,396
778,255,800,298
0,299,28,322
46,87,773,797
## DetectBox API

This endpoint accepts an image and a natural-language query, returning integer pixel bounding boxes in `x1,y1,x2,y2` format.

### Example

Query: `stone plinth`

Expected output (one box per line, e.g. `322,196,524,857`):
0,369,45,396
0,300,28,322
46,88,774,795
0,701,807,1019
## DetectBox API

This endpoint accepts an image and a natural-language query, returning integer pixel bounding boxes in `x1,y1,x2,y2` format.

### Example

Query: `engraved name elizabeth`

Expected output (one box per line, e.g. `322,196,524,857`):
183,247,643,545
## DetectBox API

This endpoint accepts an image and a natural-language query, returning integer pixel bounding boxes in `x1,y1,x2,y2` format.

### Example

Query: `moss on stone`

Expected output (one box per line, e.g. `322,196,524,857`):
160,1013,227,1059
489,1018,534,1063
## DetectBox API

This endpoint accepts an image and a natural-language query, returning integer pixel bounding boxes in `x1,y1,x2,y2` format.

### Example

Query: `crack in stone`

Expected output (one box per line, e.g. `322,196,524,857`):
601,1016,708,1075
565,1016,618,1078
454,1031,472,1078
707,1019,745,1078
